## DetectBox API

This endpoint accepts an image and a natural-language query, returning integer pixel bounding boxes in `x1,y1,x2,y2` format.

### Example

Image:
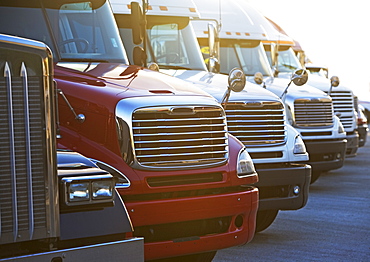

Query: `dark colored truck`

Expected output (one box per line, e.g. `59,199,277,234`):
0,1,259,261
0,33,144,261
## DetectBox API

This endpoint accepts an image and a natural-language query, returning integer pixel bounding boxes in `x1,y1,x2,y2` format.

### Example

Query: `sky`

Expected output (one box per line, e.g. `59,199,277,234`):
246,0,370,100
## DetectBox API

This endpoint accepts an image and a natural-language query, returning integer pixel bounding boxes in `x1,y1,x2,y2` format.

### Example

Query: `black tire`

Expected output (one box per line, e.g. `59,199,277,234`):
310,170,321,184
151,251,217,262
255,209,279,233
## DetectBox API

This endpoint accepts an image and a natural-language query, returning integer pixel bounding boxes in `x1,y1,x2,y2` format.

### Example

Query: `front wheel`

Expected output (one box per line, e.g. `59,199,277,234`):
255,209,279,233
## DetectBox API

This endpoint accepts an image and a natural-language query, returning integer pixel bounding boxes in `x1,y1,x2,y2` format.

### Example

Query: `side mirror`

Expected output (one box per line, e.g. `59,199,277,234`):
280,69,308,100
291,69,308,86
131,1,144,45
133,46,145,66
147,62,159,71
208,23,220,73
208,23,217,58
228,68,246,92
330,76,340,87
328,76,340,96
221,68,246,108
208,57,220,73
254,72,264,85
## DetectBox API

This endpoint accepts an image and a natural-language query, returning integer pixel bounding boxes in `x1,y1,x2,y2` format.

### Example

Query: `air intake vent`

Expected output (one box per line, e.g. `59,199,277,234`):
132,106,228,169
225,101,286,146
294,98,334,127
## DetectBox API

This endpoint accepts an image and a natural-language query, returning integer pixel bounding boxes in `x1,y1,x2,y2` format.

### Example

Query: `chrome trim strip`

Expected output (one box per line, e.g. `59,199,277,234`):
133,130,226,137
5,62,18,241
135,143,228,151
21,62,35,240
132,123,226,130
132,116,225,122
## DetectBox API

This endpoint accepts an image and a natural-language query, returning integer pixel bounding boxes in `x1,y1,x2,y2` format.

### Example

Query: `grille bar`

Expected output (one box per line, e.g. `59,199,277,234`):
132,106,228,168
225,101,286,146
294,99,334,127
133,123,226,130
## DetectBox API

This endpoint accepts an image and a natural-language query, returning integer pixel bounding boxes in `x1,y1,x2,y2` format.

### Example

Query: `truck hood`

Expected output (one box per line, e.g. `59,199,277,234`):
55,62,213,99
161,69,281,102
263,73,330,99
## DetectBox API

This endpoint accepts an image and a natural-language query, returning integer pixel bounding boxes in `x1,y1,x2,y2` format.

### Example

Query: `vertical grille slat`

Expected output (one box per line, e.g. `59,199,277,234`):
1,52,48,244
132,106,228,168
294,98,334,127
225,101,286,146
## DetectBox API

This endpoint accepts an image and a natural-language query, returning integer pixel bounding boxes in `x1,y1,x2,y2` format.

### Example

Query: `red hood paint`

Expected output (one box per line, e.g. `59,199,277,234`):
55,62,212,101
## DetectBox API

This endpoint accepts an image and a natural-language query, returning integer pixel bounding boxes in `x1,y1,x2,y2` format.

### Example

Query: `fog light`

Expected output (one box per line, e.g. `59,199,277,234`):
336,153,342,159
293,185,300,195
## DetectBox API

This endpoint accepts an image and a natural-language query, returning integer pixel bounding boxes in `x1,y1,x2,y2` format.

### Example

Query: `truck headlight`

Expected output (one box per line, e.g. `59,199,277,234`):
237,148,256,177
69,182,90,202
92,180,114,199
293,135,306,154
62,174,114,206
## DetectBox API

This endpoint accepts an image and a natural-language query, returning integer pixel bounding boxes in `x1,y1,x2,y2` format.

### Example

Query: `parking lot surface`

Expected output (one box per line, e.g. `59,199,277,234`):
214,134,370,262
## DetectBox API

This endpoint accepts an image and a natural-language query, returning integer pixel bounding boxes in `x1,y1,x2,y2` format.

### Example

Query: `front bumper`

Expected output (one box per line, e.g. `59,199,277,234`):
345,131,359,157
254,163,311,211
357,125,368,147
304,139,347,172
122,188,259,261
0,238,144,262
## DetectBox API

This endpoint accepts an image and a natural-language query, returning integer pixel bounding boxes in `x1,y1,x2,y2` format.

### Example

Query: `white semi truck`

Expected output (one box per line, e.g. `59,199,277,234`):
192,0,347,183
263,15,359,157
112,0,312,232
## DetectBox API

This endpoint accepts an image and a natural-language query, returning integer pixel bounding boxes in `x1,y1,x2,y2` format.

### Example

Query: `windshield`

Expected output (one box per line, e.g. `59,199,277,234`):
307,67,329,78
215,40,272,76
116,16,206,70
0,0,128,63
265,45,302,73
146,18,207,70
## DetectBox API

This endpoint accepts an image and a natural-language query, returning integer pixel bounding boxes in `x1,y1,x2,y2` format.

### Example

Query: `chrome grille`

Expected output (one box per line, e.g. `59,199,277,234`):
329,91,355,129
294,98,334,127
0,58,48,243
225,101,286,146
132,106,228,168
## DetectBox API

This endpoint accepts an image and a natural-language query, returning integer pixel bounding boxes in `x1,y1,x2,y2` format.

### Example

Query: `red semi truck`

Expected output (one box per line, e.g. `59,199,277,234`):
0,1,259,261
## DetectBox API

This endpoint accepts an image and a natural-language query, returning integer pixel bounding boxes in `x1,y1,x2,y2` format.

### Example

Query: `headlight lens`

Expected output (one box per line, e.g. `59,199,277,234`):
92,181,114,199
237,148,256,177
69,182,90,202
293,135,306,154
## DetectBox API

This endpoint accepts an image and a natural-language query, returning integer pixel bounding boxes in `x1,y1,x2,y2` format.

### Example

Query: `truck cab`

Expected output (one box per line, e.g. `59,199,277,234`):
0,1,259,261
0,33,143,261
112,0,311,233
193,0,347,183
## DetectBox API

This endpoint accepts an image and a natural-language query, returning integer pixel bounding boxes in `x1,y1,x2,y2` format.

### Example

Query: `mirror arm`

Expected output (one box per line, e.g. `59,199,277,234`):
280,81,292,100
221,88,232,110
